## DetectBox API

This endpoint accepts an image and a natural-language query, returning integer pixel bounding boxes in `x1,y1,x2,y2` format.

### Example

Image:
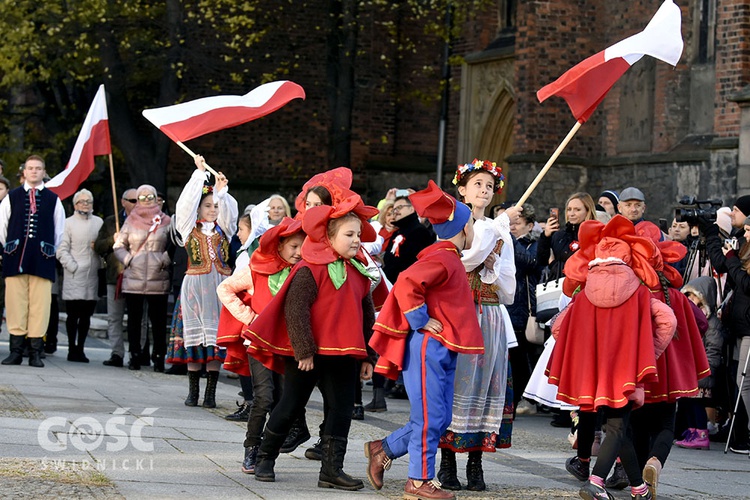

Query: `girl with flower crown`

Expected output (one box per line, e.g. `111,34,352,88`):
437,159,522,492
170,154,238,409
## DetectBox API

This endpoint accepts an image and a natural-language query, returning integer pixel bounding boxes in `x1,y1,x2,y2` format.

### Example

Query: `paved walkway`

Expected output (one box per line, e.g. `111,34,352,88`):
0,324,748,499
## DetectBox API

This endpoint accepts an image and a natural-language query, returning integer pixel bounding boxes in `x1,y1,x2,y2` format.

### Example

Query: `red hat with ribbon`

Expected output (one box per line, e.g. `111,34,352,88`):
250,217,304,276
294,167,354,215
408,180,471,239
635,221,688,288
563,215,660,295
301,193,379,265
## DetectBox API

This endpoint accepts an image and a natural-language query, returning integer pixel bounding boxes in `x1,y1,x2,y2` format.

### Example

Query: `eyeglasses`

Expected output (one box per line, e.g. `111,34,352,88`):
392,204,411,212
75,199,93,205
138,194,156,202
122,198,137,204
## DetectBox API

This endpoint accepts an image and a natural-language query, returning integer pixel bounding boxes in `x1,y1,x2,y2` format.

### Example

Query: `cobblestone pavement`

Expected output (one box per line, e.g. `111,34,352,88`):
1,322,748,499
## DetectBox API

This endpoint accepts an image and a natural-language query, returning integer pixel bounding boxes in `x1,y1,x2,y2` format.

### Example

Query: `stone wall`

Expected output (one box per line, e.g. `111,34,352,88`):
505,149,739,225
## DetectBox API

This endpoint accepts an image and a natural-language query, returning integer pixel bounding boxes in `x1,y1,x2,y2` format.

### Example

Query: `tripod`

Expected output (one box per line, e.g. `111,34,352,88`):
725,343,750,454
682,234,708,283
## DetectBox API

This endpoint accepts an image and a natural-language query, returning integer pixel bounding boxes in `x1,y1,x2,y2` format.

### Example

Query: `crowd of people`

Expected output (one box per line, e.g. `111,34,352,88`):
1,153,750,500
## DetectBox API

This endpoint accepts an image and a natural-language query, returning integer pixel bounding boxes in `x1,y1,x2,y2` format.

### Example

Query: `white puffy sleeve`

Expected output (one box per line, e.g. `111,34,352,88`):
175,169,207,243
461,218,501,272
214,184,238,238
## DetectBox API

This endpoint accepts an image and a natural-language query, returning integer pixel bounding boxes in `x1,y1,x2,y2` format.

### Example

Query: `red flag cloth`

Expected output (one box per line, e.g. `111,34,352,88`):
537,0,683,123
46,85,111,200
141,81,305,143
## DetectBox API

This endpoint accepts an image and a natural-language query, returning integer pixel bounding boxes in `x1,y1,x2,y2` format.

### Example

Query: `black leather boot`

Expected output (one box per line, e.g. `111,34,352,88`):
364,387,387,412
305,438,323,460
152,354,165,373
128,350,141,370
255,428,287,482
77,331,89,363
280,415,311,453
466,451,486,491
437,448,462,490
2,335,25,365
185,370,200,406
317,435,364,490
28,338,45,368
202,371,219,408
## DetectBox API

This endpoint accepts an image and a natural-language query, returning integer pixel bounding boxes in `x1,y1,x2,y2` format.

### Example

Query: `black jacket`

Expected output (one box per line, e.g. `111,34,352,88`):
382,212,435,284
507,233,543,330
536,222,580,278
705,224,750,338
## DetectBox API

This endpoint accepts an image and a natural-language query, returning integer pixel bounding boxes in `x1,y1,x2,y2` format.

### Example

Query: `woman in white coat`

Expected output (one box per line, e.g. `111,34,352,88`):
56,189,103,362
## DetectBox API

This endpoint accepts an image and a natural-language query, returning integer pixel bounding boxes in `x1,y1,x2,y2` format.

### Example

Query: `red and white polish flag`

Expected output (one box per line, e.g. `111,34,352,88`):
537,0,684,123
47,84,111,200
141,80,306,143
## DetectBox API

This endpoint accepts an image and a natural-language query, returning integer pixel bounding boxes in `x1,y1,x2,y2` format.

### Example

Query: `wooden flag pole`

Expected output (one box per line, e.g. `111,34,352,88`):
108,153,120,233
175,141,220,177
516,120,583,207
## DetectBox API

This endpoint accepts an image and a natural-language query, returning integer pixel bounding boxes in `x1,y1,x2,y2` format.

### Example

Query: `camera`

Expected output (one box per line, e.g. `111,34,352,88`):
674,196,723,226
395,189,409,197
725,237,739,251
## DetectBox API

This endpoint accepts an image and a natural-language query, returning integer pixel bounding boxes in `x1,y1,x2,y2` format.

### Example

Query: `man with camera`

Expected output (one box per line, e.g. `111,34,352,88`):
698,195,750,454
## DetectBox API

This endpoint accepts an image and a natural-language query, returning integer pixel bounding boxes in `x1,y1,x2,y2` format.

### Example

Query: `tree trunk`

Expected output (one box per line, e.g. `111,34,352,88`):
97,0,184,192
326,0,358,168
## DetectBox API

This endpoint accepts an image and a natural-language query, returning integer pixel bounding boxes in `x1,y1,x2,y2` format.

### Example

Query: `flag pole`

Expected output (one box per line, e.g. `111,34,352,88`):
516,120,583,207
108,154,120,233
175,141,220,177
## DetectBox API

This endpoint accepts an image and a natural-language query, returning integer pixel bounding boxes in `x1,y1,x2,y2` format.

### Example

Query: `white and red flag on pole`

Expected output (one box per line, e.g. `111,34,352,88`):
537,0,684,123
47,84,111,200
141,80,305,143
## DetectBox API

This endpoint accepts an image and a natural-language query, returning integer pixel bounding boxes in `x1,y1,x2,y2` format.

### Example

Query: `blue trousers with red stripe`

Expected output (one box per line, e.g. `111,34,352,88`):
383,331,457,480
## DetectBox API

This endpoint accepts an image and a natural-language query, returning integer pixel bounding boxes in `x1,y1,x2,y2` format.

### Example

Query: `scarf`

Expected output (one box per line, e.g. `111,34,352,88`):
126,204,168,232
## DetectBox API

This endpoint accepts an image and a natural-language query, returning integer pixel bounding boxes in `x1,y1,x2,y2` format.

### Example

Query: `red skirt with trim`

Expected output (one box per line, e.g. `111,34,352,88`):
546,287,659,412
643,289,710,403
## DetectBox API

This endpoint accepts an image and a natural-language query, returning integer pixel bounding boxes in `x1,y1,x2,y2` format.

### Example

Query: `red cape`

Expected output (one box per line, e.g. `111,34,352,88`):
546,286,659,412
244,260,372,373
643,288,710,403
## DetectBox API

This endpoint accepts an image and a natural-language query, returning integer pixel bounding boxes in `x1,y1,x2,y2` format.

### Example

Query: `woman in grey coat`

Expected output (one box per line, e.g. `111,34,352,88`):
114,184,171,371
56,189,103,362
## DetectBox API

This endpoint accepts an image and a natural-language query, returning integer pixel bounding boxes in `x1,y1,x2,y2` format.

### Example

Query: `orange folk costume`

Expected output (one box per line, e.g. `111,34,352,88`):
547,216,678,412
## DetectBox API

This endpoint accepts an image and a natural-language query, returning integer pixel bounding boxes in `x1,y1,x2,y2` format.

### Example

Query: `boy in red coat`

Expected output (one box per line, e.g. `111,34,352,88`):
365,180,483,500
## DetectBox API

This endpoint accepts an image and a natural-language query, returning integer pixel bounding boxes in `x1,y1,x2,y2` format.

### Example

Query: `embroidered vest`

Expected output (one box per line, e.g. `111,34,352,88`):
185,226,231,276
3,187,58,281
466,238,505,306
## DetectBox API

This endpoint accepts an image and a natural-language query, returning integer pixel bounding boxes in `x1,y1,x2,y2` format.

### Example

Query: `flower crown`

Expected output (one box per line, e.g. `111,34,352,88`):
201,185,213,195
452,158,505,193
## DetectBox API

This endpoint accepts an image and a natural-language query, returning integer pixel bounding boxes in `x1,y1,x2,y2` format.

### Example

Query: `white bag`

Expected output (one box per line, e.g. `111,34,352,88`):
535,276,565,324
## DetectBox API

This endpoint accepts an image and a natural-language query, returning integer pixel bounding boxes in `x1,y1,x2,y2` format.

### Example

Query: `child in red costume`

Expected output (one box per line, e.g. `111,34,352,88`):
364,180,483,500
244,194,378,490
631,221,710,499
216,217,304,474
547,215,677,500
